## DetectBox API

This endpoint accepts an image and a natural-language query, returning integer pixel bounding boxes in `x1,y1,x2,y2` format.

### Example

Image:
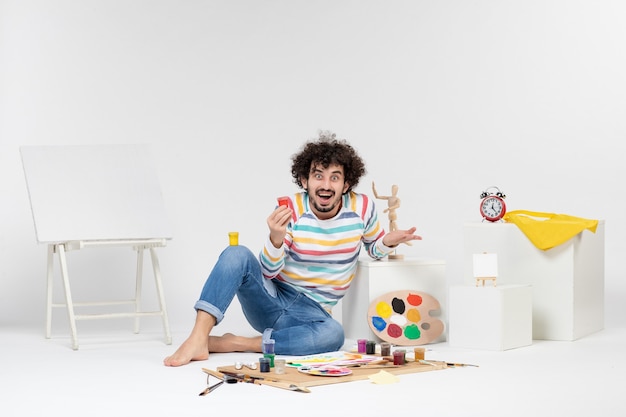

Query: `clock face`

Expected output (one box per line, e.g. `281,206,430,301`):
480,196,506,221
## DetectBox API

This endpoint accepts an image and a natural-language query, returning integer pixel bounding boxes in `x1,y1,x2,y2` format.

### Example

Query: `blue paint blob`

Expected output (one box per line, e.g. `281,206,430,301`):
371,316,387,331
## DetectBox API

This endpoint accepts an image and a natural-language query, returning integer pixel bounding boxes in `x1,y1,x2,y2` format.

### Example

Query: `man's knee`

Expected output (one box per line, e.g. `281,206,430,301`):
317,321,345,351
222,244,255,259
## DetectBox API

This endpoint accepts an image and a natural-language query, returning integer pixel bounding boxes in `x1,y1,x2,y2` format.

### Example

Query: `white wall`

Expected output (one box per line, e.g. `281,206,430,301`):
1,0,624,337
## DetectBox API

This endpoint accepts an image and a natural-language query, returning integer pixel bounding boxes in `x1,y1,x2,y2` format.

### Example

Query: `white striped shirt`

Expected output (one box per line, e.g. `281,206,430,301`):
259,191,394,311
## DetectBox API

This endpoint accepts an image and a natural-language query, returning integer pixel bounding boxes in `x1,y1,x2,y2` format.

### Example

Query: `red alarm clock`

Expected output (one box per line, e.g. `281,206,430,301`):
479,186,506,222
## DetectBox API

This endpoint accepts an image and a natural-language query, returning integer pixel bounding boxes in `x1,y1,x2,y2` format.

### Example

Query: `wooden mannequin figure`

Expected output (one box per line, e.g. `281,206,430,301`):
372,182,411,259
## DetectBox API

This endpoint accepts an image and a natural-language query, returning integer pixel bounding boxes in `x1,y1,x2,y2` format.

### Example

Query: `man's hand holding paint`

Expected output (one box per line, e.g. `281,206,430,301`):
267,197,292,248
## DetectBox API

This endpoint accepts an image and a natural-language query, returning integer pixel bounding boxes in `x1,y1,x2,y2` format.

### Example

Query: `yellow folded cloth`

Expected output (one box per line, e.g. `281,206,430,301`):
368,370,400,384
503,210,598,251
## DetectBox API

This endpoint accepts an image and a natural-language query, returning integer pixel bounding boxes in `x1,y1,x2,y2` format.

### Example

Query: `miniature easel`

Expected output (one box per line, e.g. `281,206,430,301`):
21,144,173,350
473,252,498,287
372,181,410,260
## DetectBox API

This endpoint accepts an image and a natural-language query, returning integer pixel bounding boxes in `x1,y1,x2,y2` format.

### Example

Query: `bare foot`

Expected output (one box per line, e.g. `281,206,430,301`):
163,334,209,367
164,332,263,366
209,333,263,353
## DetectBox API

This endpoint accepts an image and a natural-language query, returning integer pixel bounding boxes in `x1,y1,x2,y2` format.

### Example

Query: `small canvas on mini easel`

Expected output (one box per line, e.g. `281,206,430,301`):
367,290,444,345
473,252,498,287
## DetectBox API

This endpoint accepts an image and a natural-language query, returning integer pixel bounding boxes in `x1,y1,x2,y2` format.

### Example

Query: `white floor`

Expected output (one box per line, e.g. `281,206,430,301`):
3,323,625,417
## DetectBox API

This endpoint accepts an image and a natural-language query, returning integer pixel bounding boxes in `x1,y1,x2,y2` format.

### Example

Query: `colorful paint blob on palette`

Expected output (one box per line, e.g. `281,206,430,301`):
298,365,352,377
367,290,444,346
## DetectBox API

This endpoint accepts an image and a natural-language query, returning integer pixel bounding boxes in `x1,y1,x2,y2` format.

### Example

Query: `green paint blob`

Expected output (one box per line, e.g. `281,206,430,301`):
404,324,421,340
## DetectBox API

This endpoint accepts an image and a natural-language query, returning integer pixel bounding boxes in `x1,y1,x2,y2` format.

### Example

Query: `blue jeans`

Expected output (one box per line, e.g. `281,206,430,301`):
194,245,345,356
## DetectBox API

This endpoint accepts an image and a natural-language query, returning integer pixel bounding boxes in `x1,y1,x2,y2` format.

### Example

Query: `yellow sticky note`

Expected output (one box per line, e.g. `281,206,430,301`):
368,370,400,385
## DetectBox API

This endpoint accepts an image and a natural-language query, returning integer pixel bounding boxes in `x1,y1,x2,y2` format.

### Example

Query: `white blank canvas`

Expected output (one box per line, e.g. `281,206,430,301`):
473,253,498,278
21,144,173,243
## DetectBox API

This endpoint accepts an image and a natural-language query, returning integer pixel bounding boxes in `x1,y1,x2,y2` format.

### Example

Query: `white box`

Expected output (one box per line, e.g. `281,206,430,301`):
464,221,605,341
449,285,532,351
341,257,447,343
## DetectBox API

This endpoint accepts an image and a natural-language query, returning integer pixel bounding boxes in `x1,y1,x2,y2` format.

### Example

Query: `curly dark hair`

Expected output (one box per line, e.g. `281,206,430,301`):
290,131,366,193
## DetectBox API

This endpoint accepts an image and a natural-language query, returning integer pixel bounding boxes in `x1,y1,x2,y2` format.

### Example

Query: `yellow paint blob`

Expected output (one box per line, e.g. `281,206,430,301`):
406,308,421,323
375,301,393,318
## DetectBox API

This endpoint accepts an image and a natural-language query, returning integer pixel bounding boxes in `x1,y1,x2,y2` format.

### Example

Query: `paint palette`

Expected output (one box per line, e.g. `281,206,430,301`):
367,290,444,346
286,351,380,368
298,365,352,377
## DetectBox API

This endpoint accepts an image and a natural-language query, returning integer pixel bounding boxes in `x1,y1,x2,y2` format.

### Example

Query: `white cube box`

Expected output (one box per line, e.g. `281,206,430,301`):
464,221,605,341
341,257,447,343
449,285,532,351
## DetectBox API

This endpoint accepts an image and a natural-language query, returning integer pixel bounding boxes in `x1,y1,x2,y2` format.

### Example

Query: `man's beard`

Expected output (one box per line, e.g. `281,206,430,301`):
307,190,340,214
312,200,336,213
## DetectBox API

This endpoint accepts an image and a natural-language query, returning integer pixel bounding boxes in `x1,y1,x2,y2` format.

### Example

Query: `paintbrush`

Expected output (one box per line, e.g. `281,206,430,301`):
343,359,401,369
218,370,311,393
445,362,479,367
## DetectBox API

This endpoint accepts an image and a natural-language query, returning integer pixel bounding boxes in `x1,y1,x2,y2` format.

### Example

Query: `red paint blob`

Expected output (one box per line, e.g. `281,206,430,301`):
407,293,423,306
387,323,403,338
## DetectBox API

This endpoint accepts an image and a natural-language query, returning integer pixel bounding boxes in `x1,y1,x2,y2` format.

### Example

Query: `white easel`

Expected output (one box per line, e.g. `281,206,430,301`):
21,145,173,350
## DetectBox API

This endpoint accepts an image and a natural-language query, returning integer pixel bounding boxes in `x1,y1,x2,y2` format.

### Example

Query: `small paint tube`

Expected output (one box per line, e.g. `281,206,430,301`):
393,350,406,365
263,353,275,367
234,361,257,370
263,339,275,354
259,357,271,373
357,339,367,353
277,196,290,207
414,347,426,361
274,359,286,374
